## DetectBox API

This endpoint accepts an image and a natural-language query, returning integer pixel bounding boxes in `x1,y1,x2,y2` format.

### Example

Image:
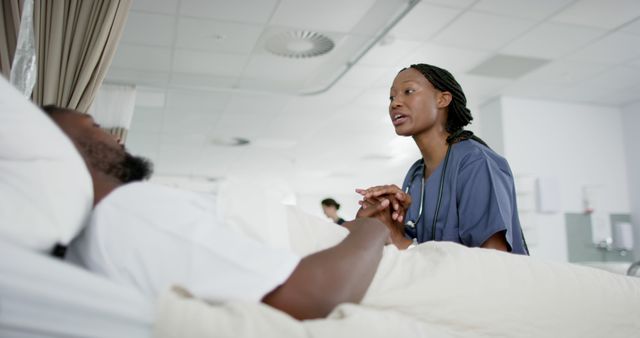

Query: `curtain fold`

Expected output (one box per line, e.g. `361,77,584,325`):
32,0,131,112
88,83,136,144
0,0,23,80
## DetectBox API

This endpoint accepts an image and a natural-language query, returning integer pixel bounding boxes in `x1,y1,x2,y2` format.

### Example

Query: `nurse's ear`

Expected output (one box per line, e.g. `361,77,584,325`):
436,91,452,109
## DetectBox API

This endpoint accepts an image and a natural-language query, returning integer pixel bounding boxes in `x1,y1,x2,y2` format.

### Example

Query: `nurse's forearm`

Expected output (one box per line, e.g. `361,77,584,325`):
261,218,388,320
481,230,509,252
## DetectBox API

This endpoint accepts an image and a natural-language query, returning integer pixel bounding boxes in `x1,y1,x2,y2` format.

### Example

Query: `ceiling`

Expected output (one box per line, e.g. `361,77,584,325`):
106,0,640,195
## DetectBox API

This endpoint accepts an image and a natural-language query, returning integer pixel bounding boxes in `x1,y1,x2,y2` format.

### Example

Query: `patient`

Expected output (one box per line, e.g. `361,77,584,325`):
42,105,395,321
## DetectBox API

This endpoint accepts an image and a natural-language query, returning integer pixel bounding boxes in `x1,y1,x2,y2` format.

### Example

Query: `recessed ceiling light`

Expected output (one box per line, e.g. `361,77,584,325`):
209,33,226,41
210,137,250,147
266,30,334,59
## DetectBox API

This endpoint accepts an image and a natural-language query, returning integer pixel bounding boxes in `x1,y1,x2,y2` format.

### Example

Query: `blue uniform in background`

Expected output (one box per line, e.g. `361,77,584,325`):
402,139,528,254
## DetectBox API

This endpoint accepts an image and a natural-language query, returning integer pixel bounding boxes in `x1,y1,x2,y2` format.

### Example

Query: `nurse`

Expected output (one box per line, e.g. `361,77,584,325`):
357,64,528,254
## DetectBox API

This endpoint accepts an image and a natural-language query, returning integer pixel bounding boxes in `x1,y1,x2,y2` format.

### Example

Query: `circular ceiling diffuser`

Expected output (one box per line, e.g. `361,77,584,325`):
266,30,334,59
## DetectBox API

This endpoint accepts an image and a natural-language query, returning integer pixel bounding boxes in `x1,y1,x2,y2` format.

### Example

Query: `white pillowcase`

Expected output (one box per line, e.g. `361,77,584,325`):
0,77,93,252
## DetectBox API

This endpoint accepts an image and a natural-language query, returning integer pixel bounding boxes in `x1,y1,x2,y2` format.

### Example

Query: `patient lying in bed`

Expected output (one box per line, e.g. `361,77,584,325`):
43,105,640,338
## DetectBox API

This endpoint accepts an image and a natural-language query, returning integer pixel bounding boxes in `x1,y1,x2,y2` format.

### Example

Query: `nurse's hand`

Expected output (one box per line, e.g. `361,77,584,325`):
356,185,411,223
356,196,410,249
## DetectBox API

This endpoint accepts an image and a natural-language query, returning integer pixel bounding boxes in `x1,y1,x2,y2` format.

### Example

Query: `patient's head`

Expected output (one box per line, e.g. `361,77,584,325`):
41,105,153,183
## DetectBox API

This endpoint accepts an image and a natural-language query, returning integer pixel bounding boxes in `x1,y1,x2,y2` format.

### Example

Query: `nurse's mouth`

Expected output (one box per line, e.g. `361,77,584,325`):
392,113,408,126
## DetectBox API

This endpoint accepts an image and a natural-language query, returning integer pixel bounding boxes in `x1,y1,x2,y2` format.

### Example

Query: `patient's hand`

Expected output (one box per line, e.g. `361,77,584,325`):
356,196,411,249
356,184,411,224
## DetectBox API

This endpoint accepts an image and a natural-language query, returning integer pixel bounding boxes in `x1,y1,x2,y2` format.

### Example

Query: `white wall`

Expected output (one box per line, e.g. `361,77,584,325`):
621,101,640,260
480,97,631,261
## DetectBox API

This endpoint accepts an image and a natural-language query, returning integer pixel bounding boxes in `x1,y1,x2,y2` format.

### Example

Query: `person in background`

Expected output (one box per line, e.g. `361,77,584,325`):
321,198,346,225
356,64,528,254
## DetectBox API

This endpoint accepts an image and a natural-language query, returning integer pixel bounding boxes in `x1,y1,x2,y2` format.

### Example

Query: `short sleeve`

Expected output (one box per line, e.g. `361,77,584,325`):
66,183,300,303
456,155,515,249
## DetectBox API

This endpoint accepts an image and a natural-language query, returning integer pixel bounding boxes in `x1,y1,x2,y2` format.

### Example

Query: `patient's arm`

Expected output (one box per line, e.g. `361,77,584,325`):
262,218,388,320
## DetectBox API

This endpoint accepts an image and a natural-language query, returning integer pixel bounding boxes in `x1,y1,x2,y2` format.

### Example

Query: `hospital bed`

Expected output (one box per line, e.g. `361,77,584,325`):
0,240,152,338
1,76,639,338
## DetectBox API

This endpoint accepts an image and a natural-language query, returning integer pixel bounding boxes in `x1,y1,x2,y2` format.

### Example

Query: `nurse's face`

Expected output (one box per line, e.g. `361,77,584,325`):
388,68,449,137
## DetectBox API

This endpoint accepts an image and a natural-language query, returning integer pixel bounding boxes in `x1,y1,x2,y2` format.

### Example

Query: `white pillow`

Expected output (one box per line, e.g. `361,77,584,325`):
0,77,93,252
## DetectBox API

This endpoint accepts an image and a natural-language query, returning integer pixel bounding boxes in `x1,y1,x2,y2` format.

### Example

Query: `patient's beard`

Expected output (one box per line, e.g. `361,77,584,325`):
78,140,154,183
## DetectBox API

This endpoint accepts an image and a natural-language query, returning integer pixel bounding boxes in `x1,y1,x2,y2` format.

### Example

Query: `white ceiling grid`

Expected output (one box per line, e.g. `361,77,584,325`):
108,0,640,194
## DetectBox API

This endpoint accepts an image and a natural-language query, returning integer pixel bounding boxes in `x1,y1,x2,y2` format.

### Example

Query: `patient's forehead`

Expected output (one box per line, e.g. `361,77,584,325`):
51,110,93,127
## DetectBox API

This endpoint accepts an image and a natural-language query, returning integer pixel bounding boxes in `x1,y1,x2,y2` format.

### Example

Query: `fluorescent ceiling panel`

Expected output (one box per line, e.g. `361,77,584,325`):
468,54,550,79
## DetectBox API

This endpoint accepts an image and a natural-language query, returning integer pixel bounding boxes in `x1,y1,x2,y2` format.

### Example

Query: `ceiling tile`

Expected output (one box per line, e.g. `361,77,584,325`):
551,0,640,29
335,64,390,88
163,112,217,134
629,57,640,68
579,66,640,92
105,68,170,87
130,107,164,133
270,0,376,33
155,145,202,174
121,12,176,47
111,44,172,71
621,18,640,35
242,53,325,82
501,22,606,59
131,0,178,15
473,0,574,20
210,114,272,139
161,132,208,147
175,17,264,53
223,93,289,116
592,83,640,106
164,89,231,113
358,39,423,67
288,85,365,108
433,11,537,51
565,32,640,64
169,73,238,89
172,50,248,76
135,89,166,108
179,0,278,23
353,86,391,109
468,54,549,79
518,60,609,86
456,74,512,105
400,43,492,73
422,0,476,9
387,3,461,41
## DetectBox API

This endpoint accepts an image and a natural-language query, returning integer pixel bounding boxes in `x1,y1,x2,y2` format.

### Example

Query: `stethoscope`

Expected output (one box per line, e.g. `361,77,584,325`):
404,143,452,241
404,138,530,254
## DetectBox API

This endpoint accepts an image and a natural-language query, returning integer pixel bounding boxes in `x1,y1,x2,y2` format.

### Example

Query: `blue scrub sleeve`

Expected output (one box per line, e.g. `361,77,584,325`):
456,156,515,249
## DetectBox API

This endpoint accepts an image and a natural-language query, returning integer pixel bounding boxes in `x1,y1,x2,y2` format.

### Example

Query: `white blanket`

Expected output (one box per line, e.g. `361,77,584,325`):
154,203,640,338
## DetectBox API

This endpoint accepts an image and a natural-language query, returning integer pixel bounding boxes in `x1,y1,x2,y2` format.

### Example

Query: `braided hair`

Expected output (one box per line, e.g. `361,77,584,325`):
405,64,488,147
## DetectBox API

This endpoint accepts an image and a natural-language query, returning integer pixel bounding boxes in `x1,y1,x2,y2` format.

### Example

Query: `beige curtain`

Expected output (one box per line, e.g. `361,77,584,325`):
32,0,131,112
0,0,22,80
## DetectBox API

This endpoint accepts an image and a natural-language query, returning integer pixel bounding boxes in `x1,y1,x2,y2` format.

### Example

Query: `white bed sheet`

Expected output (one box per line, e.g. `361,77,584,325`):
155,203,640,338
0,239,153,338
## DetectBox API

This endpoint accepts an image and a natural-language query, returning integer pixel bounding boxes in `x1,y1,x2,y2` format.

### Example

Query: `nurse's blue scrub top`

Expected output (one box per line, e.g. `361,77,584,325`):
402,139,528,254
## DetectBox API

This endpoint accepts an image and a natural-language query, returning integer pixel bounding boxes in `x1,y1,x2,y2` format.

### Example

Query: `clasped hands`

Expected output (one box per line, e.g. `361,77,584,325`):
354,185,413,249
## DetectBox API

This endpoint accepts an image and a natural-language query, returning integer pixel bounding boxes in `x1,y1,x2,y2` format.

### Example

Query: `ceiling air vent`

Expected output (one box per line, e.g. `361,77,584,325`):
266,30,334,59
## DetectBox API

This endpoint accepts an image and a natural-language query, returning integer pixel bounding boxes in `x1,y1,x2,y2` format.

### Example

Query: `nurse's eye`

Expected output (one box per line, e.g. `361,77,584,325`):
389,95,395,101
404,88,415,95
